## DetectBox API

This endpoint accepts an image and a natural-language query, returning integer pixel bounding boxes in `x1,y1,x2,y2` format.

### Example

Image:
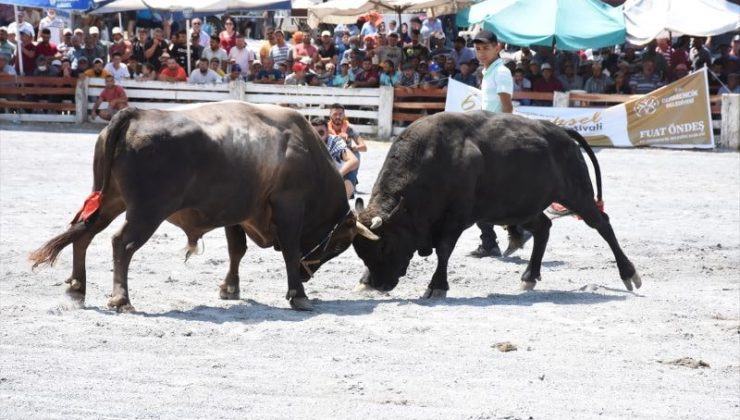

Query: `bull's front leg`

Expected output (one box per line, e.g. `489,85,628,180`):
519,213,552,290
271,197,312,311
219,225,247,300
423,231,463,299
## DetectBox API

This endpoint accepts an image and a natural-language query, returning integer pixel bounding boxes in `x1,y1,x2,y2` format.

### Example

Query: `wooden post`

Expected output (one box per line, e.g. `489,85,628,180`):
229,79,246,101
719,93,739,150
75,77,89,124
377,85,394,140
553,91,570,108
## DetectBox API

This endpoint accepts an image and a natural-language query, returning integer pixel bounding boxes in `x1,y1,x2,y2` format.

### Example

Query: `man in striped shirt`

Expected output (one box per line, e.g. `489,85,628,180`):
629,56,664,94
269,29,291,71
311,117,359,199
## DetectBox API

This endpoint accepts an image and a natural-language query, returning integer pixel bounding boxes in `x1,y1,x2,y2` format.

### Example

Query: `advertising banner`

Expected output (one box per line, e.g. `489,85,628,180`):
445,68,715,148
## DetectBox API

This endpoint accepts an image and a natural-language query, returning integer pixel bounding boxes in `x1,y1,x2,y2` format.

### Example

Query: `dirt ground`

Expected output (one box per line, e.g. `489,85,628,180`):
1,125,738,420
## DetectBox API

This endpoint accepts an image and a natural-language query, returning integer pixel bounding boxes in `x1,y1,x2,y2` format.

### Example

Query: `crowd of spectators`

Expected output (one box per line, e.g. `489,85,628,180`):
1,6,739,97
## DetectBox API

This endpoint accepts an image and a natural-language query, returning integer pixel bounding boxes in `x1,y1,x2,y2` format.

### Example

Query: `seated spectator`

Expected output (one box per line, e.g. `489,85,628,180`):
84,57,111,78
532,63,563,105
126,57,140,79
159,56,187,82
689,36,712,71
202,35,228,72
269,29,291,70
109,27,132,63
719,73,740,94
91,75,128,121
416,60,429,83
0,53,16,75
584,61,613,94
332,59,355,87
104,52,131,81
310,117,358,199
189,57,221,84
285,62,308,85
75,56,90,76
247,62,261,81
669,62,689,82
429,36,451,60
144,27,169,71
363,35,378,64
605,71,630,94
377,32,403,69
254,57,284,84
398,62,420,88
311,61,332,86
422,63,446,89
379,60,401,87
451,36,475,70
527,60,541,83
35,28,58,60
513,67,532,105
353,57,379,87
209,58,225,78
224,64,244,83
228,33,254,80
137,62,157,81
58,28,74,56
443,60,458,79
453,61,477,87
316,30,337,66
629,56,664,94
403,29,429,62
557,62,583,91
341,36,365,63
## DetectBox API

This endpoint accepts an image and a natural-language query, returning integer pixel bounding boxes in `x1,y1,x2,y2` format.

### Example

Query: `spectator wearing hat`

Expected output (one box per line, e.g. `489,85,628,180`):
253,56,283,84
584,61,613,94
470,29,529,258
377,32,403,69
158,56,186,82
422,62,446,89
189,57,220,84
285,62,308,85
202,35,228,72
332,58,355,87
269,29,291,70
311,61,332,86
360,11,381,38
557,62,583,91
59,57,75,77
84,57,111,78
532,63,563,104
317,30,337,66
353,57,379,88
0,26,15,62
88,26,108,62
39,9,65,45
91,75,128,121
109,27,132,63
291,31,318,66
33,55,58,76
82,34,106,65
16,29,36,74
35,28,59,60
144,28,169,71
104,51,131,81
224,63,244,83
227,33,254,78
8,10,34,40
131,27,149,69
58,28,74,56
75,56,90,75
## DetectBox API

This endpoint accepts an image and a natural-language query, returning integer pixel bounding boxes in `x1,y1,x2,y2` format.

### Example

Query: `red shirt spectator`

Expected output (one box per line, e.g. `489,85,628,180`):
532,63,563,93
159,57,187,81
17,30,36,74
353,58,379,87
35,27,58,59
219,18,237,53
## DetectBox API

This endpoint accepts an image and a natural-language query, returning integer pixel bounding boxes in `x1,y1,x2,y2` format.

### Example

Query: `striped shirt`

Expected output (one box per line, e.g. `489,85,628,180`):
629,72,664,95
325,135,348,168
269,44,291,69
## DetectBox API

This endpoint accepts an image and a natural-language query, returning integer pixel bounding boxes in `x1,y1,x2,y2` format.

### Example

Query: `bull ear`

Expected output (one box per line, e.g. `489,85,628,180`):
355,198,365,212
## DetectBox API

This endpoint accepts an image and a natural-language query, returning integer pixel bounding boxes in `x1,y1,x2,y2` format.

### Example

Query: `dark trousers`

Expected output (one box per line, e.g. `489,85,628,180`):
477,223,524,250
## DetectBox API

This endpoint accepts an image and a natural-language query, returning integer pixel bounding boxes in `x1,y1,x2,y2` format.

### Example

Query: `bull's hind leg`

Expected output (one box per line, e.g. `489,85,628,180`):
108,214,163,311
519,213,553,290
219,225,247,300
422,231,463,299
573,206,641,291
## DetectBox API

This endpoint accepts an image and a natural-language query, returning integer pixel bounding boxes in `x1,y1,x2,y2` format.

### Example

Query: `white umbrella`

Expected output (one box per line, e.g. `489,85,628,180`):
306,0,471,26
624,0,740,45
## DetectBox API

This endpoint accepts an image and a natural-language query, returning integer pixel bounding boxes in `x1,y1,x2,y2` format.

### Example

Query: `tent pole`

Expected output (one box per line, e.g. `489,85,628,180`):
118,13,123,35
14,5,24,76
186,19,192,77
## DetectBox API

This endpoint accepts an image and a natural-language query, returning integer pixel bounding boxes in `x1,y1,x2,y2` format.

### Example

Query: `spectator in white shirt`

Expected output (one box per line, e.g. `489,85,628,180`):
190,18,210,48
189,57,221,84
38,9,65,45
8,11,35,40
227,33,254,78
104,52,131,81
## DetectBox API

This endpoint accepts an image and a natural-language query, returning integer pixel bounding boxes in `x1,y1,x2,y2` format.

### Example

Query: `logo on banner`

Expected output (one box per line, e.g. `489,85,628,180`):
634,96,659,117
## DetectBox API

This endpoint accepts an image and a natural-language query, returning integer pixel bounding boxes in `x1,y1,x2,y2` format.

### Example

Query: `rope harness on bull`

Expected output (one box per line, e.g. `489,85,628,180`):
299,208,352,278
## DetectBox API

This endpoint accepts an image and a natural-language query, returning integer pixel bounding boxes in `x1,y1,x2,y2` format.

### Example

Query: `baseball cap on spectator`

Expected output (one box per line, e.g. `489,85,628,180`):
19,28,32,37
472,30,497,44
340,58,350,66
321,30,331,37
0,26,6,33
93,57,104,64
454,36,466,44
541,63,552,70
63,28,73,35
429,63,442,73
292,62,307,72
51,59,62,66
89,27,99,35
231,64,242,72
112,27,122,35
74,28,84,35
78,56,89,63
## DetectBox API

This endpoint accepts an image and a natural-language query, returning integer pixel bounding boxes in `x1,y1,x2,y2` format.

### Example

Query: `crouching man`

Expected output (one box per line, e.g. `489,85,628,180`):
91,75,128,121
311,117,358,199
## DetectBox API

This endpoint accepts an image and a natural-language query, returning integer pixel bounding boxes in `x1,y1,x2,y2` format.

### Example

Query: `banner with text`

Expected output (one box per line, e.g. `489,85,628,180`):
445,68,714,148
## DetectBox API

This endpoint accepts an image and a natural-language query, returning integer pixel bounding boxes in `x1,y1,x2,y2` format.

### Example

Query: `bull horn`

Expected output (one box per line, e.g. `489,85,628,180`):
370,216,383,230
356,221,380,241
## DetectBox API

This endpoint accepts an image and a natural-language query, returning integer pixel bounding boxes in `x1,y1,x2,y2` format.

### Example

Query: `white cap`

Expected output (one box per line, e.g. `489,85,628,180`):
112,27,122,35
89,26,99,35
51,59,62,66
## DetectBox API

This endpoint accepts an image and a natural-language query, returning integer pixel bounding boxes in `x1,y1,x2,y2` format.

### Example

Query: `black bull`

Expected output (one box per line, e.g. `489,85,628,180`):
353,111,641,297
30,102,378,311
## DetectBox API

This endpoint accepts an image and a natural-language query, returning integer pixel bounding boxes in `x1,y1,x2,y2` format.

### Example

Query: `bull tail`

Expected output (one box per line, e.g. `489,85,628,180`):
565,129,602,203
29,109,137,269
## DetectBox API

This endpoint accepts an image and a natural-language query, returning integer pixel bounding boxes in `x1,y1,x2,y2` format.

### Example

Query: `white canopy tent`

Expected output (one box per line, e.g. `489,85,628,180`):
93,0,290,14
306,0,471,26
624,0,740,45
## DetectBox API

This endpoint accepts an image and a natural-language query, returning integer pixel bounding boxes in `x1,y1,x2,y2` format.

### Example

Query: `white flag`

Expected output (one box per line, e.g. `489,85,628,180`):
445,79,482,113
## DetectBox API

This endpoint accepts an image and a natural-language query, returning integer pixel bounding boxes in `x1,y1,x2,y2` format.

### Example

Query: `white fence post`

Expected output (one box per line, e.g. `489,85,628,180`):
75,77,89,124
377,85,394,140
553,91,570,108
719,94,739,150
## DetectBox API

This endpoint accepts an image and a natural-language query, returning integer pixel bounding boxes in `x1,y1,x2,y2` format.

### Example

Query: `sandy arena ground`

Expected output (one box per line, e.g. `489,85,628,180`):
1,124,738,420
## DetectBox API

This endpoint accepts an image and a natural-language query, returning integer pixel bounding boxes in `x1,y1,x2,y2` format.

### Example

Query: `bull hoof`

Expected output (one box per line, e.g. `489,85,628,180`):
65,277,84,291
65,288,86,303
622,272,641,291
353,282,375,293
107,295,134,312
503,231,532,257
422,287,447,299
219,284,240,300
289,297,314,311
519,281,537,291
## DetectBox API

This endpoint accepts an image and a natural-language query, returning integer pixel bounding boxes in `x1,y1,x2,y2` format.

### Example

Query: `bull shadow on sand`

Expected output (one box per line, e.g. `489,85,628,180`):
86,287,633,324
